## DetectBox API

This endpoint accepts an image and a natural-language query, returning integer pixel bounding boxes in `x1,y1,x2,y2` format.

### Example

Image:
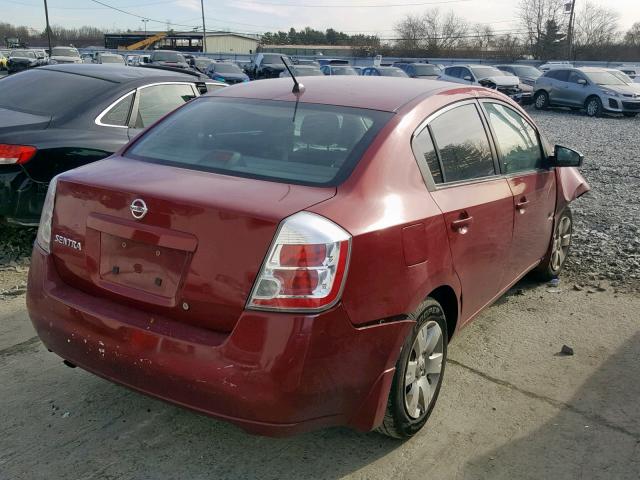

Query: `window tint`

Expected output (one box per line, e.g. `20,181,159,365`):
568,71,586,84
100,93,134,126
446,67,460,78
429,103,495,182
126,98,392,187
460,68,473,79
549,69,570,81
0,69,112,115
134,84,195,128
484,103,542,174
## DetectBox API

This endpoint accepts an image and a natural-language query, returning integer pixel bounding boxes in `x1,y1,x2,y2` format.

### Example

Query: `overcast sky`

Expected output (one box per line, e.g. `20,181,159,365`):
3,0,639,38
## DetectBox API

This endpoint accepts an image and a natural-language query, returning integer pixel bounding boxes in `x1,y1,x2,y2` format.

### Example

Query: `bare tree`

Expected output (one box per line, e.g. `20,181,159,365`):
394,8,468,55
518,0,567,58
574,1,620,50
624,22,640,47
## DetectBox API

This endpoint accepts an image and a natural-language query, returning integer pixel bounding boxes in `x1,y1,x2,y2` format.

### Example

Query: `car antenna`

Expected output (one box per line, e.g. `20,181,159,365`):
282,56,305,95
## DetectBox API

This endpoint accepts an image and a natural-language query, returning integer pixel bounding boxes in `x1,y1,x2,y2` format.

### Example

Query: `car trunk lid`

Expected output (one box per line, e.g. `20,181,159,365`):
51,156,336,333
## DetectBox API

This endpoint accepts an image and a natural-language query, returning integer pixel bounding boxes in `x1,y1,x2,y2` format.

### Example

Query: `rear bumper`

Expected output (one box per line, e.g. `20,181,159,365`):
27,246,412,436
0,170,46,225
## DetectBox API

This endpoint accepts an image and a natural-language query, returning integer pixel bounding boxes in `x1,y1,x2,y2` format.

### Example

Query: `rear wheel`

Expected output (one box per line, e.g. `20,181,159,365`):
376,299,448,439
534,91,549,110
585,96,603,117
534,208,572,281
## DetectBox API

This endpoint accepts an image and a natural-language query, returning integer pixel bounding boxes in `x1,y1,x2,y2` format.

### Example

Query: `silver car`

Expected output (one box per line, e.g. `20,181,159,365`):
534,67,640,117
438,64,525,102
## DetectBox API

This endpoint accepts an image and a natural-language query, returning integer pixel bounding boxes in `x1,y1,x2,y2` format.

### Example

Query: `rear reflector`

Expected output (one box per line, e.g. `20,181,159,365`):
0,144,37,165
247,212,351,312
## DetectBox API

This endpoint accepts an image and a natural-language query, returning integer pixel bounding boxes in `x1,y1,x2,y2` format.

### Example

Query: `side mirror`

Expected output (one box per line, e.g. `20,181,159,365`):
463,75,473,82
551,145,584,167
577,78,587,86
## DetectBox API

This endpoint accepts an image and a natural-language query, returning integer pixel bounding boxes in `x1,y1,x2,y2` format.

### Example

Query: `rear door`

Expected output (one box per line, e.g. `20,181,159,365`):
413,101,513,322
480,100,556,281
548,69,571,105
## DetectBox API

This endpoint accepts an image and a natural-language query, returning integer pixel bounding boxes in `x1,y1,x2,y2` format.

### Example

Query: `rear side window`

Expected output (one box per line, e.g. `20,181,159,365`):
134,83,195,128
483,103,542,173
427,104,495,183
0,69,112,116
126,98,393,187
100,92,134,127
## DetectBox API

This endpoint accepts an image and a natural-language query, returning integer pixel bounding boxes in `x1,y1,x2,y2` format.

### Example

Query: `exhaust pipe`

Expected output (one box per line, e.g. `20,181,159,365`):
63,360,77,369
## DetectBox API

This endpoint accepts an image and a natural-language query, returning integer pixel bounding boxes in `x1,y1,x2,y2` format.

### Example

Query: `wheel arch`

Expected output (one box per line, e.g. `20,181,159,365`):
427,285,459,341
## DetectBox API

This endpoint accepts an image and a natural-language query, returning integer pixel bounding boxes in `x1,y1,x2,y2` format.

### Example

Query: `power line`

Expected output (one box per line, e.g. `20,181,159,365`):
233,0,473,7
85,0,200,29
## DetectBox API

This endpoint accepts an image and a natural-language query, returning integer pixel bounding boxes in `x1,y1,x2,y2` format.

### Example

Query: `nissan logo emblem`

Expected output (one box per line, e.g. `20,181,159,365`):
130,198,148,220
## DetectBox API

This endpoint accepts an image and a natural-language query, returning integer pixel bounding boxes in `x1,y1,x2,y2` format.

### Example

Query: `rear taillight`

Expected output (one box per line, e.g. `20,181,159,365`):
36,176,59,254
0,144,37,165
247,212,351,312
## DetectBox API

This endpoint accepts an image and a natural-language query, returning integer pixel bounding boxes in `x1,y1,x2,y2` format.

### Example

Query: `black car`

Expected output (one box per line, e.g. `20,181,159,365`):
0,65,225,225
204,61,249,84
394,62,441,79
148,50,190,69
7,49,39,74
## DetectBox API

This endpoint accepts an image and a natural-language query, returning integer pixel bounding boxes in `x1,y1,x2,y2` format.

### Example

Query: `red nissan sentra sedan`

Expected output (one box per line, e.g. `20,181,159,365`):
27,76,589,438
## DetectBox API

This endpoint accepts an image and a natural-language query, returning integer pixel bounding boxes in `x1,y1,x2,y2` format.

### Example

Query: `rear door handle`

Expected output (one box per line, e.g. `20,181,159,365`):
516,197,529,212
451,216,473,234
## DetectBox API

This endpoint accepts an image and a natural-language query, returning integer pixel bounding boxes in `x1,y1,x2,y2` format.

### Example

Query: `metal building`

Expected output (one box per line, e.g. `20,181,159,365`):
204,33,259,54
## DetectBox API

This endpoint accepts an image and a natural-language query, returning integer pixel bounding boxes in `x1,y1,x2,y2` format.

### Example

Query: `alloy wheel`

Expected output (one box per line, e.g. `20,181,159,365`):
587,99,599,117
535,93,547,109
551,215,572,271
404,320,444,419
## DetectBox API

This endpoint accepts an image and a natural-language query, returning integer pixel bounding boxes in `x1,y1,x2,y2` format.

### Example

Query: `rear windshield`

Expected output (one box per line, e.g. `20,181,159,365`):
379,68,408,77
213,63,242,74
413,65,440,76
331,66,357,75
0,69,112,115
153,51,184,62
11,50,35,58
126,98,393,187
100,55,124,63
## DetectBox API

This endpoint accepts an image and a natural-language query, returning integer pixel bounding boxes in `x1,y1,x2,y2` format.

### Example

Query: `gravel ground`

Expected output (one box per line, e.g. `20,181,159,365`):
526,108,640,291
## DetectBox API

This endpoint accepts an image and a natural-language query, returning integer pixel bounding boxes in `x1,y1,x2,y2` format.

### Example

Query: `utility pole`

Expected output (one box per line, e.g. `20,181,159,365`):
200,0,207,53
566,0,576,59
43,0,52,53
142,19,149,38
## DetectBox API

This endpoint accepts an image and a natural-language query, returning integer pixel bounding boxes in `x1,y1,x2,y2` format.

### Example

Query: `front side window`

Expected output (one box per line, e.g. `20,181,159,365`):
428,103,495,183
568,71,586,84
134,84,195,128
483,102,542,174
126,98,393,187
100,92,134,127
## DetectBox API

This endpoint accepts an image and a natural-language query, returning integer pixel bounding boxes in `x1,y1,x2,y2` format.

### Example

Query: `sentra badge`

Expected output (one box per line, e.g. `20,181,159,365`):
55,234,82,251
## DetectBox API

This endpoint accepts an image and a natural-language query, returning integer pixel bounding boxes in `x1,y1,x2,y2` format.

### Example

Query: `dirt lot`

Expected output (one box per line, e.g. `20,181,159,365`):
0,109,639,479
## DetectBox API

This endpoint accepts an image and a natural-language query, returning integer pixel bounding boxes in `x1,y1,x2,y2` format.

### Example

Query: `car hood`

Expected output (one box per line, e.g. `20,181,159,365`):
478,75,520,87
600,84,640,97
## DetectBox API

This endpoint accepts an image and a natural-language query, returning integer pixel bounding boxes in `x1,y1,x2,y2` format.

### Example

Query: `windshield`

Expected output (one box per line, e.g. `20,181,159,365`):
585,71,626,86
213,63,242,74
379,68,408,77
413,65,440,76
126,98,393,187
100,55,124,64
262,54,285,65
153,51,185,62
511,66,542,78
11,50,35,58
51,47,79,57
331,66,357,75
608,71,633,84
471,67,502,79
0,69,112,115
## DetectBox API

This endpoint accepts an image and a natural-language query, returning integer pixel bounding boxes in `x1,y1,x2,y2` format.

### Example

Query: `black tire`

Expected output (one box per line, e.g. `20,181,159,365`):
377,298,448,439
533,208,573,281
623,112,638,118
585,96,603,117
534,91,549,110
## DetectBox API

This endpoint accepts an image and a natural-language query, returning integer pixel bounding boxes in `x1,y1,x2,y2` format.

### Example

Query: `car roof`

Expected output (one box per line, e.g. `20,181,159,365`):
578,67,608,73
39,64,200,84
212,76,456,112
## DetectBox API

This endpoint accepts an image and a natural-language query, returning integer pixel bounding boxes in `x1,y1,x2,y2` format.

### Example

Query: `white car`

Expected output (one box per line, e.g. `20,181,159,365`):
438,64,525,101
538,61,573,72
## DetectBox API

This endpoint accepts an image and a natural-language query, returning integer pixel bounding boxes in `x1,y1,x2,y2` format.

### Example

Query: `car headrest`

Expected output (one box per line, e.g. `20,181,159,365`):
300,113,341,147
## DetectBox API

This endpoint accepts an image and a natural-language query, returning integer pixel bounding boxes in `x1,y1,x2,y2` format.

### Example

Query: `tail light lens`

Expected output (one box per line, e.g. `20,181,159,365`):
36,176,59,254
0,144,37,165
248,212,351,312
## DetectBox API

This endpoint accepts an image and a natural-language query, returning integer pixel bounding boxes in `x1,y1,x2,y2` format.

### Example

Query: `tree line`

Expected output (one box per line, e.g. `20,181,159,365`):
1,22,104,48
